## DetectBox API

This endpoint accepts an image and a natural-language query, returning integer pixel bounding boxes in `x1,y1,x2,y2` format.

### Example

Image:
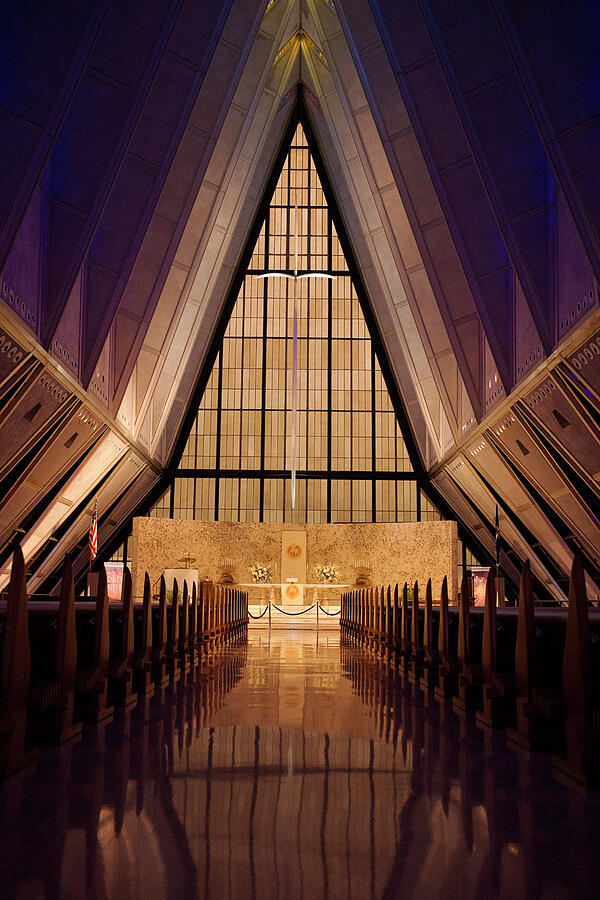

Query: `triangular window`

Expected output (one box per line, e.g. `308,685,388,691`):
166,118,423,524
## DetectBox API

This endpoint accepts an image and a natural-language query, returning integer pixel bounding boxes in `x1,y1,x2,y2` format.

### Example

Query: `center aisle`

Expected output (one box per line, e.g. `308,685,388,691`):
1,633,599,899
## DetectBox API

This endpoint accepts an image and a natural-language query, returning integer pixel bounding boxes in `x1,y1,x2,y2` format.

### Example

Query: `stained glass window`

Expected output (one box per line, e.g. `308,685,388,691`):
166,122,422,523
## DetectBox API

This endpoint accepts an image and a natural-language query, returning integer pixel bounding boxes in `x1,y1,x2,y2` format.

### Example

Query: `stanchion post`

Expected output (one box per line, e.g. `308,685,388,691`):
317,600,319,629
268,600,271,631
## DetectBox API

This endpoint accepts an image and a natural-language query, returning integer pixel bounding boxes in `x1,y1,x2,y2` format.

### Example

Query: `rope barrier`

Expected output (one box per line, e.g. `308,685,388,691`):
248,605,269,620
318,604,340,616
271,603,317,616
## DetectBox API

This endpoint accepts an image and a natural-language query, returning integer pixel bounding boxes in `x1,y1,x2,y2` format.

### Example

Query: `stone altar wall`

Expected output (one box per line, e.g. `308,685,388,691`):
130,519,458,605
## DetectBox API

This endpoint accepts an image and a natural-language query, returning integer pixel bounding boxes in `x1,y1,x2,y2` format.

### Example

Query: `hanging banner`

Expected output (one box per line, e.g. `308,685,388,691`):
104,562,124,602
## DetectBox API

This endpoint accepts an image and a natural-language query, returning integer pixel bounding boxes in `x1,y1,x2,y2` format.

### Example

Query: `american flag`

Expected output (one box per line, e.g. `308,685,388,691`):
89,499,98,561
495,504,500,573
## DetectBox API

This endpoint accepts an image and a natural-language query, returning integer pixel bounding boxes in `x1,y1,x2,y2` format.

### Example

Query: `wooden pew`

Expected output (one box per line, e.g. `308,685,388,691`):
166,579,181,682
361,588,368,649
350,590,357,645
434,576,459,701
108,567,137,708
75,566,113,723
391,584,400,668
506,561,565,751
377,585,386,658
28,555,82,744
187,582,199,669
399,583,410,675
452,574,483,713
476,569,515,729
384,585,394,665
420,578,439,691
0,546,37,776
353,590,362,646
197,581,207,660
408,581,423,684
373,587,381,655
178,581,190,673
133,573,154,699
553,553,600,786
151,576,169,689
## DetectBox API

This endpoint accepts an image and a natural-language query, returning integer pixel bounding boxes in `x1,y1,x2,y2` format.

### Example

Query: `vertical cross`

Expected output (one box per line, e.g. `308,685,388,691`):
255,195,335,508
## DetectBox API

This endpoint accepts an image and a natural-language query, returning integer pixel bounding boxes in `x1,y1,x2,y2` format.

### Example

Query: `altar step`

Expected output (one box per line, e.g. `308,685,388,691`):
248,603,340,629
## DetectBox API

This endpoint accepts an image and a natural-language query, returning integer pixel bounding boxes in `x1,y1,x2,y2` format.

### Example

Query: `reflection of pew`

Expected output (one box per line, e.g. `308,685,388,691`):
75,567,113,723
28,555,82,744
133,573,154,699
108,567,137,707
553,554,600,786
0,547,37,776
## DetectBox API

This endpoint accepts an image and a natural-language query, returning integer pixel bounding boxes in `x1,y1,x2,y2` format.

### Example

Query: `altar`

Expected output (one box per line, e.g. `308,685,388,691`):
238,582,350,607
130,519,457,606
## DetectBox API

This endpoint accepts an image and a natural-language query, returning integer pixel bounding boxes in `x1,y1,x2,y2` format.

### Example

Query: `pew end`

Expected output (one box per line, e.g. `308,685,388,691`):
0,548,38,777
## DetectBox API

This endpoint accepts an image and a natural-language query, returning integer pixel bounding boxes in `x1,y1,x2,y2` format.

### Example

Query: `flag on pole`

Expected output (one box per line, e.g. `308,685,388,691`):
494,504,500,572
89,499,98,561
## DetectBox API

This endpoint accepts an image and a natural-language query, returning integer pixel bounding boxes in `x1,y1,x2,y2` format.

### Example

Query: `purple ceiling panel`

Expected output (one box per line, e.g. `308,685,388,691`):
556,190,597,339
440,161,508,279
427,0,512,95
422,224,478,321
128,54,198,169
0,0,98,126
112,313,144,393
117,219,174,321
83,264,119,360
45,204,86,309
89,158,157,273
50,73,133,214
88,0,174,91
466,77,549,220
504,0,600,136
561,125,600,249
0,117,39,228
0,182,43,334
511,210,551,324
376,0,435,68
169,0,229,66
155,130,209,223
403,59,471,171
477,272,512,372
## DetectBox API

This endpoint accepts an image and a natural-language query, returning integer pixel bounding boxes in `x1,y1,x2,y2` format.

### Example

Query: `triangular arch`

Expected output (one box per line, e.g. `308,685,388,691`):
157,91,435,525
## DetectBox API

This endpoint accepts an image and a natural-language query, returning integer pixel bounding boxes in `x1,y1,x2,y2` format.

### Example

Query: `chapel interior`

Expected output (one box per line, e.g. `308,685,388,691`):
0,1,599,898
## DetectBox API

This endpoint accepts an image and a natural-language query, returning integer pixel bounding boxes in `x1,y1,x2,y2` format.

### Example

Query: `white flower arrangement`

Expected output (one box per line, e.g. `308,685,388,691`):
314,563,340,584
250,562,272,583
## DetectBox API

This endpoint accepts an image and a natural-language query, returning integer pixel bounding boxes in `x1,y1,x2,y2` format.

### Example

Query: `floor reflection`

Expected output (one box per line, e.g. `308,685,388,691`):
0,633,599,899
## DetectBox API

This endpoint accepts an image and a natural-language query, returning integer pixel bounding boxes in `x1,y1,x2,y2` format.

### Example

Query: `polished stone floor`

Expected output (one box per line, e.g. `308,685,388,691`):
1,631,599,899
